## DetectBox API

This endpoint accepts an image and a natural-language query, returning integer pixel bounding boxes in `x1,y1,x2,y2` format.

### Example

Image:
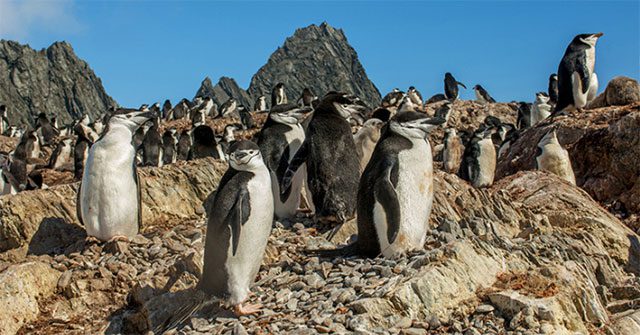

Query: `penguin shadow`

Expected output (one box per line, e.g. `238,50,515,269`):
27,217,87,256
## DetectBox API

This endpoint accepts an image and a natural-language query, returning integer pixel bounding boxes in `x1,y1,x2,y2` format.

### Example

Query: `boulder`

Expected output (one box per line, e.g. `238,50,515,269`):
588,76,640,109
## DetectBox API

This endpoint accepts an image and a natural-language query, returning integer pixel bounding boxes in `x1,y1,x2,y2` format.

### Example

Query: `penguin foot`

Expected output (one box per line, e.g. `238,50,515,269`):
84,236,100,244
233,303,262,316
108,235,130,243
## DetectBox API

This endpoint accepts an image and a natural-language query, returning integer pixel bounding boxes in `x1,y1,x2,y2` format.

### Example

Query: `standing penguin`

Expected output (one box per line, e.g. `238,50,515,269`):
466,128,496,188
530,92,552,126
299,88,315,107
13,128,41,162
73,122,98,180
381,88,404,108
176,129,192,161
49,137,74,171
162,128,179,165
238,106,255,130
254,96,268,112
0,105,9,136
353,118,385,172
142,119,163,167
271,83,287,107
35,113,59,145
189,125,223,160
434,101,453,125
78,109,155,241
309,112,441,258
281,92,363,224
219,98,238,118
473,85,496,104
536,129,576,185
548,74,559,104
162,99,172,119
555,33,603,112
444,72,467,101
516,102,532,130
407,86,424,107
443,128,464,174
256,104,309,219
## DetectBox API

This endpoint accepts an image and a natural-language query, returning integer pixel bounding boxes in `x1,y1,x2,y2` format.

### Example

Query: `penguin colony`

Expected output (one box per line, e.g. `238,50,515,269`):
0,33,604,324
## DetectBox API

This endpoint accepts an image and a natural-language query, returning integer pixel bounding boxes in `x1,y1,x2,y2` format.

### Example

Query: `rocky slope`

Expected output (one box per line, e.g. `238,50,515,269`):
193,76,253,109
247,22,381,107
0,40,116,126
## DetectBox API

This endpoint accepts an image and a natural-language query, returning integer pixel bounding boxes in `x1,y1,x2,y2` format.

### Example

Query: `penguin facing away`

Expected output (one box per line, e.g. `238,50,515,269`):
467,128,496,188
176,129,192,161
142,119,163,167
555,33,603,112
189,125,222,160
309,111,442,258
536,129,576,185
444,72,467,101
78,109,155,241
548,74,559,104
443,128,464,174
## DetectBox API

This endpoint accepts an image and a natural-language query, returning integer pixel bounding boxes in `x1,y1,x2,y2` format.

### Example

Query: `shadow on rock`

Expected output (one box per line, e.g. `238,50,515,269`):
27,217,86,256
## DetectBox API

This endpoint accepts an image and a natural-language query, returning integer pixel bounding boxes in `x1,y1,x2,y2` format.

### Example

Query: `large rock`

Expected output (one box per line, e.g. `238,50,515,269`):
194,76,253,109
588,76,640,109
0,40,116,126
0,158,227,253
0,261,61,335
247,22,381,107
496,104,640,224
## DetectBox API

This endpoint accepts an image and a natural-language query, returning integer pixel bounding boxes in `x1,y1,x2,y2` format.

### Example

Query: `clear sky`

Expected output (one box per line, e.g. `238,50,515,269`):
1,1,638,107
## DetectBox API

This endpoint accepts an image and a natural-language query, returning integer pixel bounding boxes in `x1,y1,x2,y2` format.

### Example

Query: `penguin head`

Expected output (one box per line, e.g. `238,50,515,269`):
444,128,457,138
108,109,156,131
270,104,309,125
535,92,550,104
319,92,366,120
390,112,444,139
576,32,603,47
0,105,6,116
473,85,481,91
139,104,150,111
228,140,264,172
538,128,560,147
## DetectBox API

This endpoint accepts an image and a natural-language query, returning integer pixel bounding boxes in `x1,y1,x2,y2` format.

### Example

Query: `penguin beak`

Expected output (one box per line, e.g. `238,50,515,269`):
130,110,156,125
594,32,604,38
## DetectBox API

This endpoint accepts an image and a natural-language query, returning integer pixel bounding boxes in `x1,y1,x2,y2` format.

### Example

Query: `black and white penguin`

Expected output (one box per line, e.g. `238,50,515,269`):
443,128,464,174
281,92,363,224
299,88,315,107
35,113,59,145
353,118,385,172
219,123,241,155
139,104,150,111
78,109,155,241
535,129,576,185
255,104,310,219
0,105,9,136
162,128,179,165
142,119,163,167
466,128,496,188
170,99,190,120
425,93,447,104
548,73,559,104
397,95,418,113
310,112,441,258
407,86,423,107
189,125,223,160
150,102,161,114
381,88,404,108
370,108,392,122
219,98,238,118
254,96,268,112
473,84,496,104
516,102,532,129
13,128,41,162
434,101,453,125
8,126,20,138
73,121,98,180
555,33,603,112
0,155,20,195
191,105,207,127
176,129,192,161
238,105,255,130
162,99,172,119
49,137,74,171
91,118,105,137
531,92,552,126
271,82,287,107
444,72,467,101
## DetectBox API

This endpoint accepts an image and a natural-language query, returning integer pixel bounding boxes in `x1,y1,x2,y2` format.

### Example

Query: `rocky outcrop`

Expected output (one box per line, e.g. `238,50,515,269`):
496,104,640,229
0,158,226,254
0,40,116,126
247,22,381,107
194,76,252,109
0,261,60,335
588,76,640,109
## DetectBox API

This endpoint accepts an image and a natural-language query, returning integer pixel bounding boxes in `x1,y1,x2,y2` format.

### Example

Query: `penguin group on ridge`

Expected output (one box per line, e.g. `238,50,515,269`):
0,32,609,327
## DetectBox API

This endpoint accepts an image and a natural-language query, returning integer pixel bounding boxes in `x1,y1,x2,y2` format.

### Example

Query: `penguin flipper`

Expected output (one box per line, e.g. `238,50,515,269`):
576,61,591,95
281,141,308,195
374,159,401,245
134,164,142,231
76,182,84,226
457,82,467,89
226,187,251,256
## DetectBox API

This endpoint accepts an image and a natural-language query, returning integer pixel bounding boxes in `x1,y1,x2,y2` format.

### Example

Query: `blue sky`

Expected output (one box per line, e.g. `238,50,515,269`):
1,1,638,107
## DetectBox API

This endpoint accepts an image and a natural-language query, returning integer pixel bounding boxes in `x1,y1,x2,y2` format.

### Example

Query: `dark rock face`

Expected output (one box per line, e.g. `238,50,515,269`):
0,40,116,126
247,22,381,107
194,76,252,108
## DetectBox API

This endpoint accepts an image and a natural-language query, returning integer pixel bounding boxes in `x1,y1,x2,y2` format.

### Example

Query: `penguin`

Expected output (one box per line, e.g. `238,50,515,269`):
150,102,161,113
139,104,150,111
78,109,155,241
191,105,207,127
425,94,447,104
238,105,255,130
176,129,192,161
466,128,496,188
443,128,464,174
142,119,163,167
49,137,74,171
8,126,20,138
299,88,315,107
73,122,98,180
0,105,8,136
35,113,59,145
4,156,29,192
170,99,190,120
473,85,496,104
370,108,392,122
189,125,222,160
309,112,441,258
271,83,287,107
91,119,105,136
530,92,552,126
434,101,453,125
555,33,603,112
381,89,404,108
497,125,519,158
397,95,418,113
536,129,576,185
281,92,363,224
13,128,41,161
220,123,241,155
255,104,309,219
353,118,385,172
162,128,179,165
219,98,238,118
548,74,559,104
0,155,19,195
162,99,172,119
444,72,466,101
516,102,532,129
407,86,423,107
254,95,268,112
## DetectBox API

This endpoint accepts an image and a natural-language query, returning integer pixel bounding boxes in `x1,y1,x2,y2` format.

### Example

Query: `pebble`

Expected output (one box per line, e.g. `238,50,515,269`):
475,304,495,313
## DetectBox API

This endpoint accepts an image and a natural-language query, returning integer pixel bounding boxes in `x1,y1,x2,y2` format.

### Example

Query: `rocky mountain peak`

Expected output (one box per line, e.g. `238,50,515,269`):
194,76,252,108
248,22,381,107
